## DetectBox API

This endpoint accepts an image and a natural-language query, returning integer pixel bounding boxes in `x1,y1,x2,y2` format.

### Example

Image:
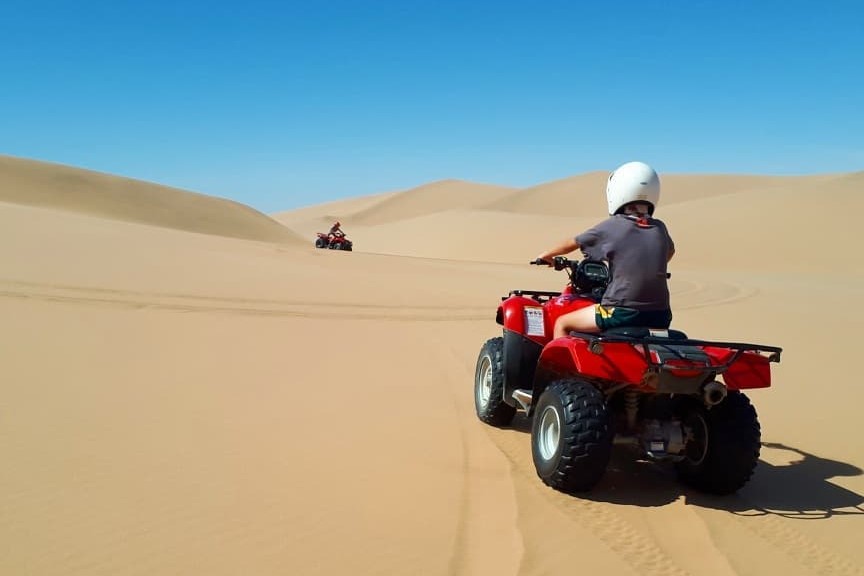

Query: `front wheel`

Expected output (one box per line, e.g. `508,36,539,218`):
531,379,613,493
675,391,761,494
474,337,516,426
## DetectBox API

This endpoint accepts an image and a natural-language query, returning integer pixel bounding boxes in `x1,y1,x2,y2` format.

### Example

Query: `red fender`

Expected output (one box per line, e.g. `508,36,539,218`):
704,348,772,389
535,337,649,386
497,296,552,346
497,292,597,346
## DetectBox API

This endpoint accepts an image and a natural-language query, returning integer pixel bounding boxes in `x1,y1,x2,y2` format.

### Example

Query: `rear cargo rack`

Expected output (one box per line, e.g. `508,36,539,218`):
569,331,782,373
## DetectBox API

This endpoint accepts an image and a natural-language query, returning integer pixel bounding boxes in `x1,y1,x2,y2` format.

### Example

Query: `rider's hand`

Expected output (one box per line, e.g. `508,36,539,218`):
535,254,553,265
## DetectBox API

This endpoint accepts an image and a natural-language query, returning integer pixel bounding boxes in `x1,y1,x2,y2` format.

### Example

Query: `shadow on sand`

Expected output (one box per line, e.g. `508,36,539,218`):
507,415,864,518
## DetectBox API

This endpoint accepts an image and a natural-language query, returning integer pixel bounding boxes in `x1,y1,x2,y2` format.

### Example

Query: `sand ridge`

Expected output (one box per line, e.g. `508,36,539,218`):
0,155,303,244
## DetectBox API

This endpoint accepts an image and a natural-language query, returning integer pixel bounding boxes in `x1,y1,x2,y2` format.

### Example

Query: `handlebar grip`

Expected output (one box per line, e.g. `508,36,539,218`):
530,258,549,266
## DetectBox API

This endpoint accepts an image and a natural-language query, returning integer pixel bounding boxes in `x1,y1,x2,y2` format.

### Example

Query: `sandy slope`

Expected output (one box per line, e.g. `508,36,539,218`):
2,161,863,576
477,172,822,216
345,179,516,225
0,155,302,244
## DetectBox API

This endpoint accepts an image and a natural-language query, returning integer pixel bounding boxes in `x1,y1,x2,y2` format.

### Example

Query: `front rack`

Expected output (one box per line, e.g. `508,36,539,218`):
503,289,563,302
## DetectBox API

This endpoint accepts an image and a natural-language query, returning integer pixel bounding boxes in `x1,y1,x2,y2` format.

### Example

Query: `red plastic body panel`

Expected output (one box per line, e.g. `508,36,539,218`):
497,290,596,346
539,340,773,391
538,338,649,385
498,295,588,345
703,347,772,389
498,296,547,345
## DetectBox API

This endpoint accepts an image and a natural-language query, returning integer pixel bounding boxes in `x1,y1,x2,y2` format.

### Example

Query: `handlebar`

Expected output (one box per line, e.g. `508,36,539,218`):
532,257,672,278
530,256,572,270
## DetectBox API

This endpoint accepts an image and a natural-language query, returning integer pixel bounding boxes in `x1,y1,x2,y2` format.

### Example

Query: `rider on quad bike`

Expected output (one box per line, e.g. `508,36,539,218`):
328,220,345,242
314,220,353,251
537,161,675,338
474,161,782,497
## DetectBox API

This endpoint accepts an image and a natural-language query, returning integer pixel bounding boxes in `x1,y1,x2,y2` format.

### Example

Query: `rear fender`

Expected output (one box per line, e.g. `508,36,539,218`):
531,340,582,399
704,347,772,389
532,337,650,398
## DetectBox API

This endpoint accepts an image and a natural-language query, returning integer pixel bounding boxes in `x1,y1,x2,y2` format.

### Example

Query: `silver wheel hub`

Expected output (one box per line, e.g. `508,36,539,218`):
477,356,492,408
537,406,561,460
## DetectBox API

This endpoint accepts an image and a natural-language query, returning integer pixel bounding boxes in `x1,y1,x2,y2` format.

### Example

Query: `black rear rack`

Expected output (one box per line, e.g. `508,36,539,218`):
569,331,782,373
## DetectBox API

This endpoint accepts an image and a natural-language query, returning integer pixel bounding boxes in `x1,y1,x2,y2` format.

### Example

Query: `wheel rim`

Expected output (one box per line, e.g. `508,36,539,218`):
683,412,709,465
476,356,492,408
537,406,561,461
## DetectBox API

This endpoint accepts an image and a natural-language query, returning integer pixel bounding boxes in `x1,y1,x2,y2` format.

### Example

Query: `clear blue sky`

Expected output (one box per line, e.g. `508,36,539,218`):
1,0,862,212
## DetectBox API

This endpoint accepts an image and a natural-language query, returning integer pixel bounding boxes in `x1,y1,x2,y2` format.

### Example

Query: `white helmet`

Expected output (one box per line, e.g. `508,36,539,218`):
606,161,661,215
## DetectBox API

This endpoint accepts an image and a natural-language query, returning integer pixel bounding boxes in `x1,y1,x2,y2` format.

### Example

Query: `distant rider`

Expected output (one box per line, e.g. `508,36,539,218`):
328,220,345,241
536,161,675,338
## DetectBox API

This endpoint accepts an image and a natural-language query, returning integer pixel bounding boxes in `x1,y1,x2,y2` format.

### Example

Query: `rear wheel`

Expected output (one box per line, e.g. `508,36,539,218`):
474,337,516,426
532,380,613,493
675,391,761,494
315,237,327,248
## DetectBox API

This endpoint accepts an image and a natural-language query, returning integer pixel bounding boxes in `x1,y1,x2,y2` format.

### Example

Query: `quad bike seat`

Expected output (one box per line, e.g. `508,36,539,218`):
598,326,688,340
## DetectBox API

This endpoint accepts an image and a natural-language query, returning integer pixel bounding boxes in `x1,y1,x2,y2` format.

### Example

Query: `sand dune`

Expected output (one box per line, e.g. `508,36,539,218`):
272,189,399,228
286,172,861,269
339,209,599,263
0,155,302,243
2,161,863,576
480,171,611,217
481,171,832,216
660,172,860,271
346,179,516,225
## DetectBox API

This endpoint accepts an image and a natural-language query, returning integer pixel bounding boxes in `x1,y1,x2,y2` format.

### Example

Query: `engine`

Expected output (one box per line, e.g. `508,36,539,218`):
638,419,687,460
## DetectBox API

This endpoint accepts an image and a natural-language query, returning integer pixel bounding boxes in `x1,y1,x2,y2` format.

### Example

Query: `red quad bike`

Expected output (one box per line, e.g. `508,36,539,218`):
315,232,353,251
474,256,782,495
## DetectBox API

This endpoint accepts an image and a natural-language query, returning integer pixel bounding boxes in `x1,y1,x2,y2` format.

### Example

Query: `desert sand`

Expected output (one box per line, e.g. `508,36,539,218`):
2,154,863,575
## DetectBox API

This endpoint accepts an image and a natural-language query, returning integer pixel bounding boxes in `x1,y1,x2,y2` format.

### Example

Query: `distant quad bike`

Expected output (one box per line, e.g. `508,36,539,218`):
315,232,353,251
474,257,782,495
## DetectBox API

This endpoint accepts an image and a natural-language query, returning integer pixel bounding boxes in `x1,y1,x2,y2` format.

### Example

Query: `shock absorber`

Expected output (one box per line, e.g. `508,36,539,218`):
625,390,639,432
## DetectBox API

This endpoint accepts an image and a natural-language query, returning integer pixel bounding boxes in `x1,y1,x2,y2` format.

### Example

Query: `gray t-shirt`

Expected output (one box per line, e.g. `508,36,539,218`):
575,215,674,310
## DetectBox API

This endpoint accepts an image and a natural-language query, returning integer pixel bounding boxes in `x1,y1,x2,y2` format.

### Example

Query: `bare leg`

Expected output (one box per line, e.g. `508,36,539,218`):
553,306,600,338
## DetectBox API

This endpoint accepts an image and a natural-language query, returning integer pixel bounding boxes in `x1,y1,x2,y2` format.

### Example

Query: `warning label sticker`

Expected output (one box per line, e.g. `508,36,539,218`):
524,307,545,337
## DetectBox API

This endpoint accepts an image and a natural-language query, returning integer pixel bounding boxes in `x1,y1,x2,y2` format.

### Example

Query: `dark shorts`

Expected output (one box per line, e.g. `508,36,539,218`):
595,306,672,330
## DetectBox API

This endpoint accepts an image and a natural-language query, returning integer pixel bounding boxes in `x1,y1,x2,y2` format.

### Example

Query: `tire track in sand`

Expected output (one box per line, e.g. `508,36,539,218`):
435,342,522,576
488,414,863,576
672,275,760,311
489,428,693,576
718,509,864,576
0,279,488,322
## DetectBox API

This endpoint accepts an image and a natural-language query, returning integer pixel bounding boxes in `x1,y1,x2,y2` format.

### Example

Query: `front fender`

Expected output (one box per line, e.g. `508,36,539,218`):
502,330,543,407
497,296,549,345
